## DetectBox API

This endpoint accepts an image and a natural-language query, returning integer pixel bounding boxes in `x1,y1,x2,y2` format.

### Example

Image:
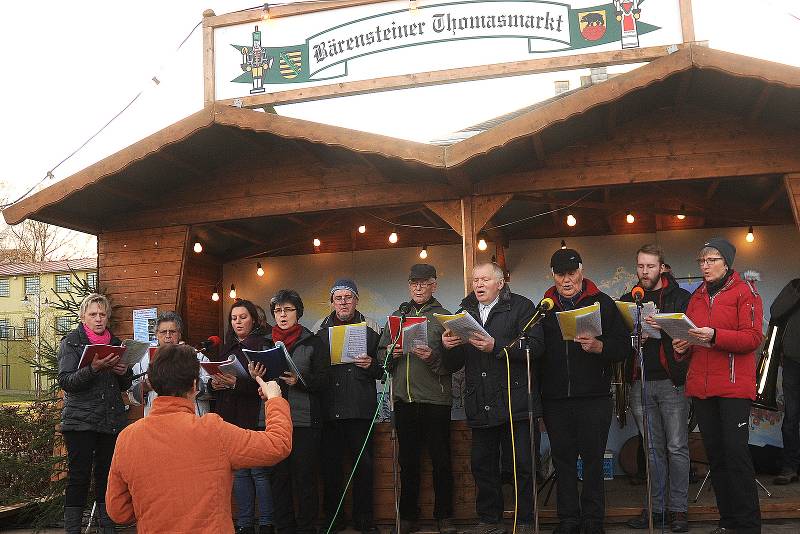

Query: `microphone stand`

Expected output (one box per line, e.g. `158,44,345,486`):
501,308,548,534
634,300,655,534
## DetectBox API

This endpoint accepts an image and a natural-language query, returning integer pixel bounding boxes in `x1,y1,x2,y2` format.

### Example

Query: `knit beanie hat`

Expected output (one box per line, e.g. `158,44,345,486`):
704,237,736,268
330,279,358,301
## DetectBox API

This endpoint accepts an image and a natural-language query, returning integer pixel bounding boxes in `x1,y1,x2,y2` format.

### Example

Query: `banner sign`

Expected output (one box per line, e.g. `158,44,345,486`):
214,0,683,99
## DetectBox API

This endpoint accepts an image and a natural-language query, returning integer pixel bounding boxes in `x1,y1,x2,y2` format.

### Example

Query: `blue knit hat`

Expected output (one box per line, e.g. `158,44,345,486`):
330,278,358,301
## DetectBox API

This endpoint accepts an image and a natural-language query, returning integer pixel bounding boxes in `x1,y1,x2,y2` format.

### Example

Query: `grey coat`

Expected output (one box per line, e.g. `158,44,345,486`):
58,326,133,434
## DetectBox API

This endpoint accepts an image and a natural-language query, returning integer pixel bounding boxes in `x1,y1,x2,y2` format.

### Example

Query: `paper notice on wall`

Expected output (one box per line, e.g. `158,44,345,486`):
133,308,158,344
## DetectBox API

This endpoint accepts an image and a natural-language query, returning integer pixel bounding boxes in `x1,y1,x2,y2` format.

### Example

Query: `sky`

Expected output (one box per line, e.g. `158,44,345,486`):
0,0,798,211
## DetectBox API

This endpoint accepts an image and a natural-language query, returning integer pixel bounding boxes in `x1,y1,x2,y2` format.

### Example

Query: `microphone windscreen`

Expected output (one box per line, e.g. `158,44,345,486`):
208,335,222,347
631,286,645,300
540,297,555,311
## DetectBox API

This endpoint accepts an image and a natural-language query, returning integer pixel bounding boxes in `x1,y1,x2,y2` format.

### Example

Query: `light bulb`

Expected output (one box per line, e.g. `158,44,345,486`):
477,238,488,251
261,3,270,22
193,242,203,253
229,284,237,299
676,204,686,220
566,214,577,227
358,225,366,234
626,211,635,224
746,226,755,243
211,290,220,302
409,0,419,13
313,238,321,247
389,231,398,244
256,262,264,277
419,246,428,259
561,240,567,249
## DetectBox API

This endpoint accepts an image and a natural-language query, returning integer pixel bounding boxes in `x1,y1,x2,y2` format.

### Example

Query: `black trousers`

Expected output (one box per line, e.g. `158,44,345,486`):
542,397,612,525
321,419,375,528
471,420,535,523
272,426,321,534
394,401,454,520
693,397,761,534
62,430,118,507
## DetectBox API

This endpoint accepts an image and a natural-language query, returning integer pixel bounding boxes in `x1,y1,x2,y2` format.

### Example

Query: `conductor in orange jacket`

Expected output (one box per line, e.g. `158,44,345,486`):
106,343,293,533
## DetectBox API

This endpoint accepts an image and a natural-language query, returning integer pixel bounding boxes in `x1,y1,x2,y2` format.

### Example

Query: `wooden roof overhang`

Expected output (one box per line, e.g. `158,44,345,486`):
4,44,800,259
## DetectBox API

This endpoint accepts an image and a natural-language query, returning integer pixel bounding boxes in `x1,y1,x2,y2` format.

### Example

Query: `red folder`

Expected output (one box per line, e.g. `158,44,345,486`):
386,316,427,350
78,344,126,369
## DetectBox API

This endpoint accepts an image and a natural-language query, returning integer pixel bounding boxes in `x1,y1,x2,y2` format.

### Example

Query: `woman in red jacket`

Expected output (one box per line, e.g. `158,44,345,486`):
673,237,763,534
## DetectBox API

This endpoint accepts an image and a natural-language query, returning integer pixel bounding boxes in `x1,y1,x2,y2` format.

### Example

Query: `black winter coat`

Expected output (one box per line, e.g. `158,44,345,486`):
619,272,692,386
317,311,382,421
537,279,629,400
58,326,133,434
453,285,544,428
771,279,800,363
212,328,270,430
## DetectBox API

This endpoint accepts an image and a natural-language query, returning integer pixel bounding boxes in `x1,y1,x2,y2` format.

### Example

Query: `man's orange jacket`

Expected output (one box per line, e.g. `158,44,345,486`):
106,395,292,533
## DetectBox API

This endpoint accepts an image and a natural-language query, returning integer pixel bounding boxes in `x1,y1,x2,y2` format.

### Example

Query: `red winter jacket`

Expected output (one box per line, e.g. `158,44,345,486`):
683,271,763,400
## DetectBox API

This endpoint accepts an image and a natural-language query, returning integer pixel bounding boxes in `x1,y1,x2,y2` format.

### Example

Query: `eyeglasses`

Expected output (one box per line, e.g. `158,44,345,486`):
273,307,297,315
409,280,432,288
157,329,178,336
696,257,724,266
332,296,355,303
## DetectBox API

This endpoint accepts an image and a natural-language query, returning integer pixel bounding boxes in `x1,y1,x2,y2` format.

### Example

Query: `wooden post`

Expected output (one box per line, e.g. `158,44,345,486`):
460,197,477,295
679,0,695,43
785,174,800,232
203,9,217,106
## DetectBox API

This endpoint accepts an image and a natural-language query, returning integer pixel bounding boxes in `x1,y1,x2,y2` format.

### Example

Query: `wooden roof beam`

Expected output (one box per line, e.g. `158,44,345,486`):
785,174,800,231
758,177,787,212
705,179,721,199
207,223,270,246
748,85,773,123
674,70,693,108
531,134,546,162
156,152,208,181
92,182,156,208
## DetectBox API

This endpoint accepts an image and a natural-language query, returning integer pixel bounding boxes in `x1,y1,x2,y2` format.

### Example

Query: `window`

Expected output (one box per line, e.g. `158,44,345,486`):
55,274,71,293
0,319,8,339
0,278,9,297
86,272,98,291
25,318,38,338
56,316,73,335
24,276,40,296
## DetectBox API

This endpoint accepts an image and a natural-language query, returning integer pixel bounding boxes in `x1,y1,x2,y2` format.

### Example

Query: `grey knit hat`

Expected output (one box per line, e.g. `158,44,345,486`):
704,237,736,268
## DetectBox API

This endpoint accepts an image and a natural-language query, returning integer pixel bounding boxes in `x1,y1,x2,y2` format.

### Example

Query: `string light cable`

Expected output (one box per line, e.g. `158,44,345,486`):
1,17,203,210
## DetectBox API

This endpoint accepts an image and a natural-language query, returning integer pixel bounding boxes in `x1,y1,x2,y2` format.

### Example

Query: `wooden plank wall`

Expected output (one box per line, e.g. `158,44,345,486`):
98,226,188,339
180,250,223,347
373,421,476,520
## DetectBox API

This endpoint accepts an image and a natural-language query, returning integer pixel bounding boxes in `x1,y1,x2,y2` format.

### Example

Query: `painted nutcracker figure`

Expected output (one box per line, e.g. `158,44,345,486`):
614,0,641,49
240,26,274,94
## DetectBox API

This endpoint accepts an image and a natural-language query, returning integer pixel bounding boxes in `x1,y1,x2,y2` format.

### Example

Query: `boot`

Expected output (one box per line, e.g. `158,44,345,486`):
64,506,84,534
96,501,117,533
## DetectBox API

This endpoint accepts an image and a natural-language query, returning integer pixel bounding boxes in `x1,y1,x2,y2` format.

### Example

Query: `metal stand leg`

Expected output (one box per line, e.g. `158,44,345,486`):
694,469,711,503
85,501,96,534
755,477,772,497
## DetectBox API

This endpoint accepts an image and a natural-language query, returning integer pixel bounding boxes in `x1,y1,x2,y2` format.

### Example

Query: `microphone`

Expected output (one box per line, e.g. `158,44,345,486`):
631,286,645,306
522,297,555,333
198,336,222,352
398,303,411,321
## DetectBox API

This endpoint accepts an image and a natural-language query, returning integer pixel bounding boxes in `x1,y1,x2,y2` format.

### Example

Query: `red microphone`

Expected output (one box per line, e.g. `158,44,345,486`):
631,286,645,305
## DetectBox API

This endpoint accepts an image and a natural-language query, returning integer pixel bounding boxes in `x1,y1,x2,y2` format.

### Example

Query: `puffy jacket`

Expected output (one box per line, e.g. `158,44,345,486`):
538,279,629,400
455,285,544,427
266,327,330,427
317,311,382,421
378,297,461,406
620,272,692,386
212,328,270,430
770,279,800,364
683,271,763,400
58,326,133,434
106,395,292,533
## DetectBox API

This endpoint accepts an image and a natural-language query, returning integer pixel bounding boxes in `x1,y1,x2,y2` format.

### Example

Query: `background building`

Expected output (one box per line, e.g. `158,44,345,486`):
0,258,97,393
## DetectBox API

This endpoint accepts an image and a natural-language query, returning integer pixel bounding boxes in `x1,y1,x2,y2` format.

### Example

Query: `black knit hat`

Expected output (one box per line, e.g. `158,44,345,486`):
550,248,583,274
704,237,735,268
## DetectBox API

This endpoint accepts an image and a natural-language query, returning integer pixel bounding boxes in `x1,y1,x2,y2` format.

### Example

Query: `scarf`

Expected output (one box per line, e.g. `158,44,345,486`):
83,323,112,345
707,269,734,298
272,323,302,352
